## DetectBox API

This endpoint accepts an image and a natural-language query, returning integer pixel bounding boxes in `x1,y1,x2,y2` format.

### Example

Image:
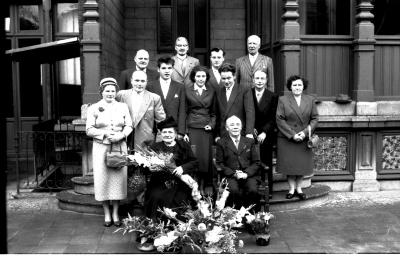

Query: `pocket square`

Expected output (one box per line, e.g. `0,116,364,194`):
174,94,179,98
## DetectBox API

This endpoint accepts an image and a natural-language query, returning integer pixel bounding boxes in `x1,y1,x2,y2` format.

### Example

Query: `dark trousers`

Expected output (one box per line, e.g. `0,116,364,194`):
260,141,274,196
226,177,259,209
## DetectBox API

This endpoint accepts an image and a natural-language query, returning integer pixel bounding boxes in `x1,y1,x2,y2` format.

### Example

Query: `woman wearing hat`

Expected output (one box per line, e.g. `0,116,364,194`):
144,116,199,219
86,77,133,227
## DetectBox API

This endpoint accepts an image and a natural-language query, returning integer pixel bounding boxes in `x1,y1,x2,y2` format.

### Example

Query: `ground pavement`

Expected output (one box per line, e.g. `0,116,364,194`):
6,189,400,254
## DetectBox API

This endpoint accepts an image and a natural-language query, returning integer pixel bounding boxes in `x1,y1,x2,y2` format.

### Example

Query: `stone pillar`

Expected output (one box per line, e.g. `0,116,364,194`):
82,0,101,104
353,132,380,191
353,0,376,114
280,0,301,95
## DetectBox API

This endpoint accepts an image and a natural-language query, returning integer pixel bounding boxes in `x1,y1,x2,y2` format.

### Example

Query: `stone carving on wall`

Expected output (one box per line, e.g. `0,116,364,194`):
382,135,400,170
313,136,348,172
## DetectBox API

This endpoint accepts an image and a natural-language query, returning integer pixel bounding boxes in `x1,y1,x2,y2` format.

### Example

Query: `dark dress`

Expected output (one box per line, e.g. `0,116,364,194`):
276,94,318,176
185,84,217,184
144,140,198,219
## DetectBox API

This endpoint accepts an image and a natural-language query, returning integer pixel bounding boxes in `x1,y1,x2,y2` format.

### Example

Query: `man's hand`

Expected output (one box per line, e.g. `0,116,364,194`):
204,125,212,131
215,137,221,143
172,166,183,176
257,132,266,144
293,133,303,142
107,132,124,143
245,134,254,139
177,134,184,140
183,134,190,142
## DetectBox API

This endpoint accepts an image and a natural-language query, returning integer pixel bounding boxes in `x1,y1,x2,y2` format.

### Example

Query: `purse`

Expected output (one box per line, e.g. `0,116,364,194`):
105,142,127,169
307,125,319,149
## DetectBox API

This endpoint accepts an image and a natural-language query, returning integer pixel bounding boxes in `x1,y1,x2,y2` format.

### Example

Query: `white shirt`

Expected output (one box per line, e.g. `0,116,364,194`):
159,78,171,99
294,95,301,107
212,66,221,84
230,135,241,149
194,84,206,96
226,84,234,101
249,53,259,67
255,88,265,103
131,90,144,124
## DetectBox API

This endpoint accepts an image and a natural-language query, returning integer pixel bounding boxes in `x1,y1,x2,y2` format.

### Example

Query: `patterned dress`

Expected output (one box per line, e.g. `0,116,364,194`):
86,100,133,201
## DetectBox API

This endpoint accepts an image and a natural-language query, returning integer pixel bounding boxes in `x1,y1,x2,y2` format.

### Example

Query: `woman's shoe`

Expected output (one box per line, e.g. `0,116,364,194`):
296,192,306,200
104,221,113,227
286,192,295,199
114,220,122,227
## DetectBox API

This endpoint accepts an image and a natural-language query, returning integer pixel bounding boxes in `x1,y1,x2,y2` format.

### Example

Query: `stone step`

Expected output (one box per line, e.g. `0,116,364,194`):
269,184,331,211
271,173,313,192
71,176,94,195
56,190,143,216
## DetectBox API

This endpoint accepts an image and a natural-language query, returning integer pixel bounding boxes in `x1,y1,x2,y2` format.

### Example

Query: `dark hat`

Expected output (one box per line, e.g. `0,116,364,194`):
157,116,178,130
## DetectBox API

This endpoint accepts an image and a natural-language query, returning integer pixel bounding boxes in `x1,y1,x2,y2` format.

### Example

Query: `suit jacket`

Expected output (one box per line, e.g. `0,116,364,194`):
119,67,159,90
147,80,186,135
216,136,260,178
207,68,222,91
171,55,200,87
215,83,255,138
252,88,279,141
276,94,318,140
86,100,133,144
185,83,217,131
116,89,166,150
235,54,274,90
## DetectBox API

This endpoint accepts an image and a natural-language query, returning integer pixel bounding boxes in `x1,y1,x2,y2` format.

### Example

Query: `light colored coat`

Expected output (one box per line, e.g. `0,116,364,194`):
235,54,275,90
116,89,166,150
171,55,200,87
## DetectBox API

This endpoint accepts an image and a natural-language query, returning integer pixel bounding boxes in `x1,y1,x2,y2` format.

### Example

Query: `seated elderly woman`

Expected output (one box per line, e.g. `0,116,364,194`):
144,116,199,219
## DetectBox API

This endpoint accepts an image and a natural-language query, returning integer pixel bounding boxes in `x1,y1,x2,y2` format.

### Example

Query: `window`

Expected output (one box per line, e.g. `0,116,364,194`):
157,0,209,64
56,3,79,34
372,0,400,35
18,5,40,31
300,0,351,35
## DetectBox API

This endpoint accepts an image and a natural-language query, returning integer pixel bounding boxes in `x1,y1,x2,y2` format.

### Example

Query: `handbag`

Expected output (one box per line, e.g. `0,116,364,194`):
105,142,127,169
307,125,319,149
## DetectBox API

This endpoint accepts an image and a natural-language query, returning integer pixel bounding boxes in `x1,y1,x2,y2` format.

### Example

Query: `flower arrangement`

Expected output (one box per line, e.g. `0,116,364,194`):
116,178,274,253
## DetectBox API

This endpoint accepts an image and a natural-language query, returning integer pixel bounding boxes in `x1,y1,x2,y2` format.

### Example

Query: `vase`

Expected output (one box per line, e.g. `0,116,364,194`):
136,242,156,252
255,234,270,246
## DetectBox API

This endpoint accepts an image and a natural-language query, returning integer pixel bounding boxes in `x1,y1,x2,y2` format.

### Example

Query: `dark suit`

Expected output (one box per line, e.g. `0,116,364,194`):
207,68,222,91
252,88,278,195
235,54,274,90
119,68,159,90
216,136,260,208
215,83,255,138
147,80,186,135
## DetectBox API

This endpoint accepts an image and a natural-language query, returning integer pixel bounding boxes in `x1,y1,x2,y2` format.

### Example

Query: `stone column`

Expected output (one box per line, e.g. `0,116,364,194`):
82,0,101,104
353,0,376,114
280,0,301,95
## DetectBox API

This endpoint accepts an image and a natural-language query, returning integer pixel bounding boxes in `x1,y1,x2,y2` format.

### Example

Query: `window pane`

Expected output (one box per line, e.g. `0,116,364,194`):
19,5,40,31
177,0,189,39
159,7,173,49
194,0,207,48
56,3,79,33
6,41,13,117
373,0,400,35
304,0,350,35
59,58,81,85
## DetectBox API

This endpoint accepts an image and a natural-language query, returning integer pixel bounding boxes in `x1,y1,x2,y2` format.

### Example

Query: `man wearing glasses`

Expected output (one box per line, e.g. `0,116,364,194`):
171,37,200,87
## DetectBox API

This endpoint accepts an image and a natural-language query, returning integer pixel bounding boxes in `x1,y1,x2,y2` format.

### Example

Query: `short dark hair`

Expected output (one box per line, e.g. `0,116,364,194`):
189,65,210,83
210,47,225,56
218,63,236,75
286,75,309,91
157,56,175,68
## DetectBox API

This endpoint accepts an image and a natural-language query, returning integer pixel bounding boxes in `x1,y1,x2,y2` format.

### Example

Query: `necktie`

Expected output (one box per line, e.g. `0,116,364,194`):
235,139,239,149
226,87,231,101
256,92,262,103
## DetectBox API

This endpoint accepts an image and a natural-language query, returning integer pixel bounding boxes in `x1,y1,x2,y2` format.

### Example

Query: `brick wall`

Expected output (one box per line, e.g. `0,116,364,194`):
210,0,246,64
124,0,158,70
99,0,126,78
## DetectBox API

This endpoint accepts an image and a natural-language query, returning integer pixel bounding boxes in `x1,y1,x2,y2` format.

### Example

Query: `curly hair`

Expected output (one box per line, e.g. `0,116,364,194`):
189,65,210,83
286,75,308,91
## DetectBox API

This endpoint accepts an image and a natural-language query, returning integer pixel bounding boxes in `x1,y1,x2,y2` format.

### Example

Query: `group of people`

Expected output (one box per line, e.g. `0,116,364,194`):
86,34,319,225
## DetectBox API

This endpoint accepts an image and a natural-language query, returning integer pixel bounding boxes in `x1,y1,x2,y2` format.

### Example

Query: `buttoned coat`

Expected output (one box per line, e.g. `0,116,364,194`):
235,54,274,90
207,68,222,91
116,89,166,150
171,55,200,87
119,68,159,90
216,136,260,178
253,88,279,142
147,80,186,135
275,93,318,175
215,83,255,138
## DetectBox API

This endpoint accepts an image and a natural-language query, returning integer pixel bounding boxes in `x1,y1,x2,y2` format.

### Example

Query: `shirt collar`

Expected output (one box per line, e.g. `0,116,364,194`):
230,135,240,143
255,88,265,95
136,66,146,72
194,84,207,91
160,78,171,85
249,53,259,60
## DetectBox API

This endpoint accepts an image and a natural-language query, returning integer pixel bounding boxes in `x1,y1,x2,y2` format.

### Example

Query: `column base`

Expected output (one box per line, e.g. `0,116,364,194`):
352,180,380,192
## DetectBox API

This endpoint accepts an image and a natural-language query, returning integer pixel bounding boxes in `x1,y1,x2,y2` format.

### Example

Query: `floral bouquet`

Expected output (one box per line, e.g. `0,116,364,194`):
245,211,274,246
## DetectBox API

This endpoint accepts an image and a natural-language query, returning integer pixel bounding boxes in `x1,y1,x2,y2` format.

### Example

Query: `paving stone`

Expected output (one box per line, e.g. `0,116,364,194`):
38,235,72,245
31,244,68,253
63,244,98,253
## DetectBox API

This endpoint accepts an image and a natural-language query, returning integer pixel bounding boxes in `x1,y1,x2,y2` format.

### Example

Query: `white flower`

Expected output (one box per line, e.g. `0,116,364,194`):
245,214,256,224
197,223,207,231
205,226,224,244
237,206,248,218
163,207,177,219
238,240,244,248
154,231,179,247
198,201,212,218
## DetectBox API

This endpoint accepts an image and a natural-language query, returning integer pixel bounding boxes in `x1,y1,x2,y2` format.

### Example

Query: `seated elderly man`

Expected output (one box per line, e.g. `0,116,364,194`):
215,115,260,208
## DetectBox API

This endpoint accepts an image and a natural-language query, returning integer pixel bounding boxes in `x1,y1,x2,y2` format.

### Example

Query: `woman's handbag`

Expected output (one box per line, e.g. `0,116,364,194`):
105,142,127,169
307,125,319,149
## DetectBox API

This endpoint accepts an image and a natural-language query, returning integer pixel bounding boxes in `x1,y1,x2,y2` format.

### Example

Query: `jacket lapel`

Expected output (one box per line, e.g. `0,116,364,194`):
288,94,305,125
225,84,239,115
134,91,151,127
165,82,176,103
237,137,248,154
226,137,239,154
190,85,206,108
258,90,271,111
243,56,253,75
172,56,184,78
